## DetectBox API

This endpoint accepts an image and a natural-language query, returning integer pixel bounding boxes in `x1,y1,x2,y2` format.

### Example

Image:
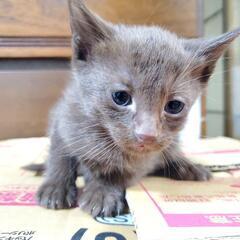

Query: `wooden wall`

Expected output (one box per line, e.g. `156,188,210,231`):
0,69,70,139
0,0,201,58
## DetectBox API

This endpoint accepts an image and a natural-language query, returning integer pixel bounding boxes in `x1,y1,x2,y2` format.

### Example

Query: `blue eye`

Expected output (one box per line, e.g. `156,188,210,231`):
165,100,184,114
112,91,132,106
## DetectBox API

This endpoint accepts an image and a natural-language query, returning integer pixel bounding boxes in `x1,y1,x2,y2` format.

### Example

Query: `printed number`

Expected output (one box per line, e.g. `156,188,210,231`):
95,232,127,240
71,229,127,240
71,228,87,240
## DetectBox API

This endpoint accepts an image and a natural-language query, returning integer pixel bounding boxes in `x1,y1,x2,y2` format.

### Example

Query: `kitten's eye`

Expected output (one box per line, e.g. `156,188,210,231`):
112,91,132,106
165,100,185,114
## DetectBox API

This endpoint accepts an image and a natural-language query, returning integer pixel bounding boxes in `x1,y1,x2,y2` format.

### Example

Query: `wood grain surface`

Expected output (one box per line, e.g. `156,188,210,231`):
0,0,70,37
0,0,200,37
87,0,201,38
0,0,201,58
0,70,70,139
0,37,71,58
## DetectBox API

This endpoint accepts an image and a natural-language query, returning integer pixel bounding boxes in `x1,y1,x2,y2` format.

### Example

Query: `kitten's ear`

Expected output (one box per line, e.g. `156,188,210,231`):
184,28,240,84
68,0,113,60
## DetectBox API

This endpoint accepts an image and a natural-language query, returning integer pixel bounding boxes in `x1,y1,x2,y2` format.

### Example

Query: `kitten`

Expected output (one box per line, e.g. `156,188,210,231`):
37,0,240,217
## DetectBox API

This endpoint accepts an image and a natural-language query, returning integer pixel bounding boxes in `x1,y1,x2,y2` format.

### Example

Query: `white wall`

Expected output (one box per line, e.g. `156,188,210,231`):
180,98,201,145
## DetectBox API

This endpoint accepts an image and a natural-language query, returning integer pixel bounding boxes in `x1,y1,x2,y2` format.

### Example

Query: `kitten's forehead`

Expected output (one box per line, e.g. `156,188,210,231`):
116,26,190,74
95,25,192,77
114,26,193,90
117,26,186,57
91,25,199,103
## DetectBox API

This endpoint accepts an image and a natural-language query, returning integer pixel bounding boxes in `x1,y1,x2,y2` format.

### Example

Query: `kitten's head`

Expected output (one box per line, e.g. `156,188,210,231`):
68,0,240,154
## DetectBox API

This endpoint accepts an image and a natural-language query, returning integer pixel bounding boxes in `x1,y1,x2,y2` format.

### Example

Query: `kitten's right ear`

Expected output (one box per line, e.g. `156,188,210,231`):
68,0,113,61
183,28,240,84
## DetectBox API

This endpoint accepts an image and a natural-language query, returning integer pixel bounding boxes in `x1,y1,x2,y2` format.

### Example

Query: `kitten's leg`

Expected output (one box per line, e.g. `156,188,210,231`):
151,148,211,181
37,135,78,209
79,170,126,217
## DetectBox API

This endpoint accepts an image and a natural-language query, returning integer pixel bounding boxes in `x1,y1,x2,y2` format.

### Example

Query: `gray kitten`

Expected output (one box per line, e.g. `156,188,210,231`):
37,0,240,217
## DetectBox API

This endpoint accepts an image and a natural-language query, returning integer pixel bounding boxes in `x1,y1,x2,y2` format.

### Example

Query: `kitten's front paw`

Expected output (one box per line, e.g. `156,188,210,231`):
171,162,211,181
37,180,77,209
79,182,125,217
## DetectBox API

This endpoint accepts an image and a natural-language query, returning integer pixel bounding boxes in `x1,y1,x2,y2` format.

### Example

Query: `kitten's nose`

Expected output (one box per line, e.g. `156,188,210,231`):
134,111,159,144
135,133,157,144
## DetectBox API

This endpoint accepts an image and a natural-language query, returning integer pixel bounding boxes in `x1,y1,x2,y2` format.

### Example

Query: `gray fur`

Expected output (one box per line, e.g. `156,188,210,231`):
37,0,240,217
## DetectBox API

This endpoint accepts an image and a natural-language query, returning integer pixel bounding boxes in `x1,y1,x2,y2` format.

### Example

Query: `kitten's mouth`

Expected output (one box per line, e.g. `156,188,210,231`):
136,143,145,149
132,142,160,152
121,138,168,154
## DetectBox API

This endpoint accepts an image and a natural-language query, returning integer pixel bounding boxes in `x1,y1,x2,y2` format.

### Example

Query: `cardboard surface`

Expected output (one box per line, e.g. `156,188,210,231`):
1,137,240,240
0,138,136,240
127,137,240,240
183,137,240,171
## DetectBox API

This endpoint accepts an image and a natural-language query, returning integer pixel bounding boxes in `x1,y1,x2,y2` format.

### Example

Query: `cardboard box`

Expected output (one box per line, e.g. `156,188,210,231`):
127,137,240,240
0,138,136,240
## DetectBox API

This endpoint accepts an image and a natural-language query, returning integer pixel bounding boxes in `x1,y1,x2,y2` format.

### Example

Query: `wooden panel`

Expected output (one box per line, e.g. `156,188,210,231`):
0,0,201,58
0,70,70,140
0,0,70,37
0,47,71,58
0,0,200,38
87,0,201,38
0,47,72,58
0,37,71,58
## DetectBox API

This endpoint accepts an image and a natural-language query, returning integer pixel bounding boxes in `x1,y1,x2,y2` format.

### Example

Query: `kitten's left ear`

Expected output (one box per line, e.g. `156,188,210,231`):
184,28,240,84
68,0,113,61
